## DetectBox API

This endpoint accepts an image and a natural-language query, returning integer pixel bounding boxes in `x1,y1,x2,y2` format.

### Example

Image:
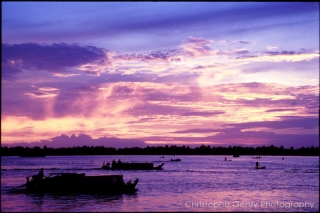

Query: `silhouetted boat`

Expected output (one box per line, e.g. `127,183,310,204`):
170,158,181,162
102,161,164,170
255,166,266,169
10,172,139,194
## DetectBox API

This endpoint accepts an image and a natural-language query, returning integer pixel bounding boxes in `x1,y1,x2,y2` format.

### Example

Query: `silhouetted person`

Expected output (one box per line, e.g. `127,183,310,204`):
118,159,122,164
38,168,44,180
32,168,44,181
256,162,260,168
282,157,284,160
225,157,227,161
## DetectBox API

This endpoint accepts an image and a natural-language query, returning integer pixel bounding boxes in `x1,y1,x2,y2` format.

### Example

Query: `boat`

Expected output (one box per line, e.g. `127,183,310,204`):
102,161,164,170
170,158,181,162
224,157,232,161
11,172,139,194
255,166,266,169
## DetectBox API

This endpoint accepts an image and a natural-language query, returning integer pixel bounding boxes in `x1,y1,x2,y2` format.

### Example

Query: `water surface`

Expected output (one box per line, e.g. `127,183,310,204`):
1,155,319,212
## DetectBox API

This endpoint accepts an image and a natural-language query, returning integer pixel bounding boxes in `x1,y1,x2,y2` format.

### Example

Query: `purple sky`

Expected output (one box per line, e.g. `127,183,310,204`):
2,2,319,148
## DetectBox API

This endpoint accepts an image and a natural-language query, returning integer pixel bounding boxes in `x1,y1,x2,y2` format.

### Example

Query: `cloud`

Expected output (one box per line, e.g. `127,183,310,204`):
179,36,216,57
113,36,217,64
192,64,224,70
239,41,250,44
135,132,319,148
224,117,319,130
266,45,278,51
146,116,319,148
172,116,318,135
265,109,296,113
245,50,318,62
114,49,181,62
182,111,225,116
172,128,223,134
53,73,81,77
1,133,147,148
240,61,304,74
2,66,318,148
24,87,60,99
2,43,109,79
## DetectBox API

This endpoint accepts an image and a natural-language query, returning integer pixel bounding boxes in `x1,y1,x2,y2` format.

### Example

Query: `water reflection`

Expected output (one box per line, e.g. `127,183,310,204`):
25,192,127,212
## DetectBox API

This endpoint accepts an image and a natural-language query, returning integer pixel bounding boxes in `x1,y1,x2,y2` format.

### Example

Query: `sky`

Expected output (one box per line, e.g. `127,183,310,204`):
1,2,319,148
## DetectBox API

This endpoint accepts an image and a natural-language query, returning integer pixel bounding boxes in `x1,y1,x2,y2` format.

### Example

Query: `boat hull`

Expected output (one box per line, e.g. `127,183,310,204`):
26,173,138,194
102,162,164,170
255,166,266,169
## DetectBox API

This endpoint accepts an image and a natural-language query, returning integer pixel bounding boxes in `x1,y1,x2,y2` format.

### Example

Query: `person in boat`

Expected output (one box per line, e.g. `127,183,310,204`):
118,159,122,164
32,168,45,181
225,157,227,161
255,162,260,168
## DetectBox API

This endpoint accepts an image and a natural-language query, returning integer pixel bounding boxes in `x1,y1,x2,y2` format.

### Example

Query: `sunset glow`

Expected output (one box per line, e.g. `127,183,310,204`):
2,2,319,148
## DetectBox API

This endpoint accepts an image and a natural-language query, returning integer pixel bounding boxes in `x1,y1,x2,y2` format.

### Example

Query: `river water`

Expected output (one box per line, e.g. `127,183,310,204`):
1,155,319,212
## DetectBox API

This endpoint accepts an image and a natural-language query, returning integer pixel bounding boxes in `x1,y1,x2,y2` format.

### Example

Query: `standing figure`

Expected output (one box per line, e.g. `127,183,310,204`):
255,162,260,168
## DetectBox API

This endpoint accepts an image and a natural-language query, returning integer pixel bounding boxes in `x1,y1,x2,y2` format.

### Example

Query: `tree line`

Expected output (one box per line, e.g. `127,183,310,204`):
0,145,319,156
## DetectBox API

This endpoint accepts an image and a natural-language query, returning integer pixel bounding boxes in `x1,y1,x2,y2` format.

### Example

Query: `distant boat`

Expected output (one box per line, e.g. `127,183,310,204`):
102,161,164,170
170,158,181,162
255,166,266,169
11,172,139,194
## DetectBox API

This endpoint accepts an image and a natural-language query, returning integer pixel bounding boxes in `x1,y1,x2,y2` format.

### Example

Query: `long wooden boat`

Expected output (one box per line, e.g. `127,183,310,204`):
21,172,139,194
102,162,164,170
